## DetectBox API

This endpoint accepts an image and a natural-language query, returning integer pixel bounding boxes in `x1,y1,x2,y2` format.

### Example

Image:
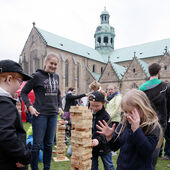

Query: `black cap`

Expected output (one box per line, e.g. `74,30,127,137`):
89,91,106,102
0,59,32,81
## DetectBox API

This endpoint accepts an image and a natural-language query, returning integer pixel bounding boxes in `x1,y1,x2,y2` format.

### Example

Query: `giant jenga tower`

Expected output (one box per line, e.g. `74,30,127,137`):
70,106,92,170
53,119,69,162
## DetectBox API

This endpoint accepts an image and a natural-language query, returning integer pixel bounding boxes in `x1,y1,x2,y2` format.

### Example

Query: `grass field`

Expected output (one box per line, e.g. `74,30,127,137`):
24,123,170,170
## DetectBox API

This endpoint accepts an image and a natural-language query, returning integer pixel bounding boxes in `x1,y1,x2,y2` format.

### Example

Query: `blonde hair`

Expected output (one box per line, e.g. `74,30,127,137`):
44,53,59,70
89,80,101,89
118,89,163,147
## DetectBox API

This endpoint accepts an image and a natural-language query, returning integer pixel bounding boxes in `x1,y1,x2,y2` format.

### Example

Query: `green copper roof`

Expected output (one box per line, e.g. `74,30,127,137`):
110,61,127,80
86,66,101,81
111,38,170,63
91,72,101,81
137,58,149,77
101,9,109,16
36,27,105,63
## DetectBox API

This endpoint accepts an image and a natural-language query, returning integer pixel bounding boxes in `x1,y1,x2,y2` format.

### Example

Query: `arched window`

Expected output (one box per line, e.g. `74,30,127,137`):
101,67,104,74
97,37,101,43
164,65,167,70
111,38,113,44
133,68,136,73
65,60,69,87
132,83,138,89
77,63,80,88
92,64,95,72
104,36,108,43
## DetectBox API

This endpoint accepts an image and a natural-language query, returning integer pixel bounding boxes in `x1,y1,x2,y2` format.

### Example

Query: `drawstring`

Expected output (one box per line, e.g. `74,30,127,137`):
48,73,53,92
53,75,56,91
48,73,57,92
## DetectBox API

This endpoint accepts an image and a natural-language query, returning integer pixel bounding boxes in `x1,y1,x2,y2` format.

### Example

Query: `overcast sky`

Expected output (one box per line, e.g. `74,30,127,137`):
0,0,170,62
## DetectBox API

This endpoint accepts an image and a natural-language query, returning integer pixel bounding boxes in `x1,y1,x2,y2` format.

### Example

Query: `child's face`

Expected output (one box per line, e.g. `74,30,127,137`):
8,73,23,96
92,87,99,91
90,101,103,113
122,104,143,120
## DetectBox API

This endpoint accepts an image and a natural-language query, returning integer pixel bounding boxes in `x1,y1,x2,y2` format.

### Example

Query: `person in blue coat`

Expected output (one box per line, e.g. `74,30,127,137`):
97,89,163,170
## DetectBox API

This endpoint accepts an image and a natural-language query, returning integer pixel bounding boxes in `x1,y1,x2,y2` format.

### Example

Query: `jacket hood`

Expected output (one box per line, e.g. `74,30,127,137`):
0,87,14,99
36,69,55,75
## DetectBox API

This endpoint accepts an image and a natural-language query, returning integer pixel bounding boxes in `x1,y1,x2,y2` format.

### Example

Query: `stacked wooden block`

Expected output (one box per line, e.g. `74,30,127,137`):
53,119,69,162
70,106,92,170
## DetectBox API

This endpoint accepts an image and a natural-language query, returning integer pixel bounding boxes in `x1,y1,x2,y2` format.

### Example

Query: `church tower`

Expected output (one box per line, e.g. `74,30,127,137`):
94,8,115,56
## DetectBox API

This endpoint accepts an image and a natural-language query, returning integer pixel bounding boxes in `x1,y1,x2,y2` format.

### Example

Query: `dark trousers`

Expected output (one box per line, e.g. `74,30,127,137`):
164,122,170,156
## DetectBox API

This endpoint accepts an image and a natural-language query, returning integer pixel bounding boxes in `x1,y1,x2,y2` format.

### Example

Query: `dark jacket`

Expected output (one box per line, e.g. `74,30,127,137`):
0,89,31,170
64,92,86,112
143,82,170,132
92,106,112,156
21,69,62,115
109,123,160,170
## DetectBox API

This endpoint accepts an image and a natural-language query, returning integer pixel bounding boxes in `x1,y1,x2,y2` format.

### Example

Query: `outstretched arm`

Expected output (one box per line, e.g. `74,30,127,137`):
96,120,116,141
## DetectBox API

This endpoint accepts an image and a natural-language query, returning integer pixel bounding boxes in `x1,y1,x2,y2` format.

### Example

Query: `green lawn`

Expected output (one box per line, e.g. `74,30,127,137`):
24,123,170,170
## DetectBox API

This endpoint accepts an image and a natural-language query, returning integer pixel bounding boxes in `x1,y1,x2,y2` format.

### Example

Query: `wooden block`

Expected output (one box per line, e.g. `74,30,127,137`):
71,130,92,138
53,156,69,162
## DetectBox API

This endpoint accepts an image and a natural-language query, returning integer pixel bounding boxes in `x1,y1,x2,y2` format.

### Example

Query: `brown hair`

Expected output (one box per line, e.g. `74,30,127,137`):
148,63,161,76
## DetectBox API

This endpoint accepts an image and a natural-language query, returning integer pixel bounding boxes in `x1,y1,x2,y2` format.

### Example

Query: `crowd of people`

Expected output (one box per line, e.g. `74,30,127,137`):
0,55,169,170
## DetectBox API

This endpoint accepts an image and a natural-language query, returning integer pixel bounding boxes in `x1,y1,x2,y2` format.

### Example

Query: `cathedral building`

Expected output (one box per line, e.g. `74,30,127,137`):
20,8,170,94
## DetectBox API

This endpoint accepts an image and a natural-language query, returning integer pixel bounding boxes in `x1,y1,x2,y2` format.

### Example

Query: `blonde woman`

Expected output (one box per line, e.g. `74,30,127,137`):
21,53,62,170
97,89,163,170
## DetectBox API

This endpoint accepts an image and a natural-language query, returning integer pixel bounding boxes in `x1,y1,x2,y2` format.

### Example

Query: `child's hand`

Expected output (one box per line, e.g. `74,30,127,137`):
92,139,99,147
96,120,116,141
16,162,25,168
126,108,140,132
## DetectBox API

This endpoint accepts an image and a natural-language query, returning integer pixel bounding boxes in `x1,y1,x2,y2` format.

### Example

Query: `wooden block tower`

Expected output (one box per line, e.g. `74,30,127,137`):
70,106,92,170
53,119,69,162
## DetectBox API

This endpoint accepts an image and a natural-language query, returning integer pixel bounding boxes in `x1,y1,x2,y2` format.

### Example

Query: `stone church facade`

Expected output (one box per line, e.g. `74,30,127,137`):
19,8,170,95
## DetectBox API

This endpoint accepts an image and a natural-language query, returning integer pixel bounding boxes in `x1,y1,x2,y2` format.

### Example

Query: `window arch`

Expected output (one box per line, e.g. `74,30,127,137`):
132,83,138,89
77,63,80,88
104,36,108,43
65,60,69,87
92,64,96,72
111,38,113,44
101,67,104,74
97,37,101,43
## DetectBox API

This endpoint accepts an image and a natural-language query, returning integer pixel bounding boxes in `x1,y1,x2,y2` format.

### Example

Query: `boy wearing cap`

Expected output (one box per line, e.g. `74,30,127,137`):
89,91,114,170
0,59,32,170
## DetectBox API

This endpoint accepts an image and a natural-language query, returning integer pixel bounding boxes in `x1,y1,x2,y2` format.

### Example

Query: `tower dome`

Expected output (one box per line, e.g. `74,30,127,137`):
94,8,115,56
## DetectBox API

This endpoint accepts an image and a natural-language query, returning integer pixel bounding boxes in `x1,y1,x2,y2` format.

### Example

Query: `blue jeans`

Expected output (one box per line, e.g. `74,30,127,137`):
92,153,114,170
31,114,57,170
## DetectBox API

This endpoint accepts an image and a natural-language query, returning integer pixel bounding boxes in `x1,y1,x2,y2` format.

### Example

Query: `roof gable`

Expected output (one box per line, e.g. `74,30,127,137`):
110,61,126,80
99,62,120,83
122,57,148,81
86,67,101,81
